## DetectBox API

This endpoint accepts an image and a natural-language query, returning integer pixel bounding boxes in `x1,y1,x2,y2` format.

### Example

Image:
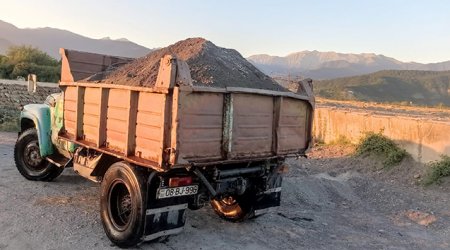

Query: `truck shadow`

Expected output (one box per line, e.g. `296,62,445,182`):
54,170,97,185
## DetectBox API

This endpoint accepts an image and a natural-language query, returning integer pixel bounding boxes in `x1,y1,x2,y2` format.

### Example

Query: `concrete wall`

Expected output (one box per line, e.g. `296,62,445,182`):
314,107,450,163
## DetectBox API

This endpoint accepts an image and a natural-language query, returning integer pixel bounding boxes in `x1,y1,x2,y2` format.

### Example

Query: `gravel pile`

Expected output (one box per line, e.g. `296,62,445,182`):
88,38,286,91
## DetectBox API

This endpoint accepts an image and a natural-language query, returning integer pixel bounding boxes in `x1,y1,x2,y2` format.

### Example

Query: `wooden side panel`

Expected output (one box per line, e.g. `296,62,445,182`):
277,97,309,153
134,92,166,164
231,94,273,157
105,89,130,153
61,85,167,169
82,87,101,144
63,86,78,138
177,92,224,160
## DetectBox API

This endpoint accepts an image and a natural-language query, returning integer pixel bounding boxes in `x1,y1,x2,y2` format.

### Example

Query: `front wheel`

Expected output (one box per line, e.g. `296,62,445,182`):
14,128,63,181
100,161,148,248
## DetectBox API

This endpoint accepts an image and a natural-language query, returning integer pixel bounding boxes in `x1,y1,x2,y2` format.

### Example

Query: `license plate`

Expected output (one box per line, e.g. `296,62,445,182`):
157,185,198,199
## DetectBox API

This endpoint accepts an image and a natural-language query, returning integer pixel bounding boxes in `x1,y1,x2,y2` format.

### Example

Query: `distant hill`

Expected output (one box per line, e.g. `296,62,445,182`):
313,70,450,106
0,38,13,54
248,51,450,80
0,20,151,58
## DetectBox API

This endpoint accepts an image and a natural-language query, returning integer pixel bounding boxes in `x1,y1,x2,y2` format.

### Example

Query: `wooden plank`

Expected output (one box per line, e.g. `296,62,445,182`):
58,133,162,171
222,93,233,159
227,87,312,102
59,81,169,94
180,85,313,103
75,86,85,140
125,90,138,156
272,96,282,154
157,94,168,167
135,93,165,163
97,88,109,147
161,88,173,168
168,87,180,165
231,94,273,157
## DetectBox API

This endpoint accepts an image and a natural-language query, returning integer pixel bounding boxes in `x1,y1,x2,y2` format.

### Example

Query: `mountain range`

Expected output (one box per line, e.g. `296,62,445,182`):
248,51,450,80
0,20,151,58
2,20,450,81
313,70,450,106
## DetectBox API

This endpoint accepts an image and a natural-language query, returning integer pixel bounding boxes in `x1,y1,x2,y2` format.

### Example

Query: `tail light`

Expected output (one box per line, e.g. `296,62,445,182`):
169,177,193,187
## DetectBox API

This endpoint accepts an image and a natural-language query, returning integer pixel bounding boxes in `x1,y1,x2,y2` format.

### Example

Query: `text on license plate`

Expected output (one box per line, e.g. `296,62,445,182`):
157,185,198,199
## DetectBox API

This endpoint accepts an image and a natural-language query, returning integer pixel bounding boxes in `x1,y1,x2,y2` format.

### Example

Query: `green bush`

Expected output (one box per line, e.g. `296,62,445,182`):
0,46,60,82
423,155,450,186
355,132,407,168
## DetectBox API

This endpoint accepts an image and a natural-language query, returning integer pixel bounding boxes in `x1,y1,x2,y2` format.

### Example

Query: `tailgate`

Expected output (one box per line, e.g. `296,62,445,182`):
171,86,313,165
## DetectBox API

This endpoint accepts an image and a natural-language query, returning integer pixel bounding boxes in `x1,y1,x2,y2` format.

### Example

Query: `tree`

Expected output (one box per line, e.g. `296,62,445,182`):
7,45,58,66
0,46,60,82
0,54,13,79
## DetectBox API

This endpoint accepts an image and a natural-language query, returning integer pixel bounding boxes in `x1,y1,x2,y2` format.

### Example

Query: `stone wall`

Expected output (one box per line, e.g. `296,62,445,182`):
314,107,450,163
0,80,60,131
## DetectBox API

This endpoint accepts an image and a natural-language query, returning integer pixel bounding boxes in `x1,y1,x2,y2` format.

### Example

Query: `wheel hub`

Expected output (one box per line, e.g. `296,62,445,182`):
109,181,133,230
24,142,44,169
221,196,237,206
119,192,132,220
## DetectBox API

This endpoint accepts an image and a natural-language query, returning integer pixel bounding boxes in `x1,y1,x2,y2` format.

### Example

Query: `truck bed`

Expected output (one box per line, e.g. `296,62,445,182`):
58,49,314,171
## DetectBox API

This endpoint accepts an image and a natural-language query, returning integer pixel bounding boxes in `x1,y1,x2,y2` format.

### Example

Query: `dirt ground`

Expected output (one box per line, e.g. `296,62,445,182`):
0,132,449,250
316,98,450,121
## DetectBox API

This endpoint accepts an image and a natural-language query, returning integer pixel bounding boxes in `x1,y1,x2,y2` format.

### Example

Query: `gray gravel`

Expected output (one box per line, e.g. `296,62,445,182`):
0,132,449,250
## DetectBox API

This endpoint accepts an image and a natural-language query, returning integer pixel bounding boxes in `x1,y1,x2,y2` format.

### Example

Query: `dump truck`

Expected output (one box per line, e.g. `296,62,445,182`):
14,48,315,247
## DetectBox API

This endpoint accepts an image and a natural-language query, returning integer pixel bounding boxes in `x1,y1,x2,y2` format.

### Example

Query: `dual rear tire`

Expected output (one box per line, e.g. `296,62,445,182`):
100,161,149,248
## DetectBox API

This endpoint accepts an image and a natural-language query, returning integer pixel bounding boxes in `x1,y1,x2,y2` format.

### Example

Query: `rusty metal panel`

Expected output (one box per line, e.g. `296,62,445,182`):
278,97,309,153
134,92,165,163
177,92,224,160
59,48,133,82
231,94,273,157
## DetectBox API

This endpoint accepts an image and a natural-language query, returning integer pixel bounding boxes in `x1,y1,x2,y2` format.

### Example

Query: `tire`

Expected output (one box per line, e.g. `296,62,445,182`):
14,128,64,181
100,161,149,248
210,192,256,222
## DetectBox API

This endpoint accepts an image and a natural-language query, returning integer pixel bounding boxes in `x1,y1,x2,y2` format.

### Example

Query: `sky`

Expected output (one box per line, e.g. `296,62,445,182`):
1,0,449,63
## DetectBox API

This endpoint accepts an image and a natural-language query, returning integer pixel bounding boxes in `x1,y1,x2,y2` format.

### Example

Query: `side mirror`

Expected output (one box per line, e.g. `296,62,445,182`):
44,95,56,107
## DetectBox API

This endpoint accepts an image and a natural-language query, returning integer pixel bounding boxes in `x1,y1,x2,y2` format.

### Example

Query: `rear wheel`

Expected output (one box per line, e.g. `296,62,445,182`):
14,128,63,181
211,193,256,222
100,161,148,248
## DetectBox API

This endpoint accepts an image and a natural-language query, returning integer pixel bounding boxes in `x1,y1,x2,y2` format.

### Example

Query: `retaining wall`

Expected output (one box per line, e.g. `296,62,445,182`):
314,107,450,163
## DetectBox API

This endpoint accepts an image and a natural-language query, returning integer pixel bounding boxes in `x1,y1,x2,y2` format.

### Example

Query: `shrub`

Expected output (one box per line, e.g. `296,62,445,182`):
355,132,407,168
423,155,450,186
0,46,60,82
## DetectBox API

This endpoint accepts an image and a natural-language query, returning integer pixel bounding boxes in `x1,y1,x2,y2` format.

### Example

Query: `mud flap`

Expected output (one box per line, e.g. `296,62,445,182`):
143,178,190,241
144,203,187,241
254,171,283,216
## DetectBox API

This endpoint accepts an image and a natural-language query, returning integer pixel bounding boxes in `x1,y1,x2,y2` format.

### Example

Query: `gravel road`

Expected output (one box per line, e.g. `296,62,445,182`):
0,132,449,250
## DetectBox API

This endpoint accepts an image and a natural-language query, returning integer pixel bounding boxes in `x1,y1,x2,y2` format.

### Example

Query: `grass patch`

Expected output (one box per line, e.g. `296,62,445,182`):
355,132,407,168
423,155,450,186
0,118,19,132
329,135,353,145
